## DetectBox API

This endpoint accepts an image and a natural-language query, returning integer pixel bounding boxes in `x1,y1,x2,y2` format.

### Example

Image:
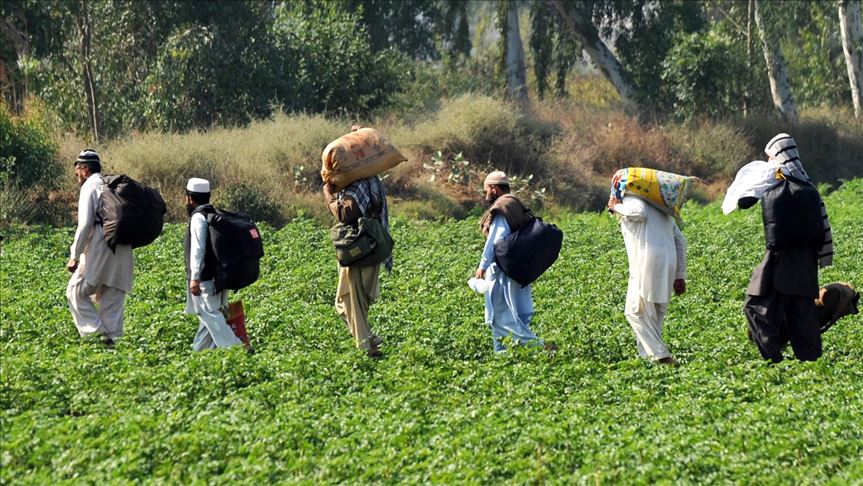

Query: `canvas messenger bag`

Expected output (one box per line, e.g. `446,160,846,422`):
330,214,393,268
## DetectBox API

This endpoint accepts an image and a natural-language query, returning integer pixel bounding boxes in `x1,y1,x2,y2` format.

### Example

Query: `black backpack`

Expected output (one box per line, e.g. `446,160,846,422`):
100,175,167,251
762,174,825,250
494,216,564,287
203,208,264,293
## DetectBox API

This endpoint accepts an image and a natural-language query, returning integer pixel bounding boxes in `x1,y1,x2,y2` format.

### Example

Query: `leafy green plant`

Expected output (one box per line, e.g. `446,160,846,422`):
0,102,61,188
2,180,861,483
423,150,472,185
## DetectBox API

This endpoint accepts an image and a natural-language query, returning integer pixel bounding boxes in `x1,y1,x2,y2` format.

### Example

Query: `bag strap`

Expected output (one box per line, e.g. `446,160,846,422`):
193,204,216,218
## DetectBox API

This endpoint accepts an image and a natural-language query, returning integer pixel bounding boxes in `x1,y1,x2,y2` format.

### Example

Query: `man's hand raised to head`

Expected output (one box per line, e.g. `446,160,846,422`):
607,195,621,213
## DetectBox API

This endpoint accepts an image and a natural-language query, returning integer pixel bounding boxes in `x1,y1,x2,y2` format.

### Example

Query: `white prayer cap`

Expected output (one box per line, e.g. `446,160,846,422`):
186,177,210,193
484,170,509,187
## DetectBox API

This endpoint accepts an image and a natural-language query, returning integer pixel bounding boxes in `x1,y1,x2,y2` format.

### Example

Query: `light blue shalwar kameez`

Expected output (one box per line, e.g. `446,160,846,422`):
479,214,543,352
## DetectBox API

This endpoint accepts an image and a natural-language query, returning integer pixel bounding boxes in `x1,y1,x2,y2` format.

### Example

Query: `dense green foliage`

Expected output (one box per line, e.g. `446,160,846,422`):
2,180,861,483
2,0,859,137
0,102,59,188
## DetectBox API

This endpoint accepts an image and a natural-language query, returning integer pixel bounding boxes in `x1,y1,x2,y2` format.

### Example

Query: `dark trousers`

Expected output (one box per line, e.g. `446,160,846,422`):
744,292,822,363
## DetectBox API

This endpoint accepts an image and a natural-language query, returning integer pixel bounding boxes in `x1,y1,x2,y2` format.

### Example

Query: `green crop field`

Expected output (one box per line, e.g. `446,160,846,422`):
2,180,862,484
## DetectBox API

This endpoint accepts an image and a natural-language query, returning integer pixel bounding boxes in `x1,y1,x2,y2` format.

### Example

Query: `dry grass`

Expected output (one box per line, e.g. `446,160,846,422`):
44,95,862,227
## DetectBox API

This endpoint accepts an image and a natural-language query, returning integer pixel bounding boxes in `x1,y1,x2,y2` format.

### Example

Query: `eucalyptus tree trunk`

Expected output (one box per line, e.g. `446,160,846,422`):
839,0,863,118
503,1,528,103
78,0,101,142
753,0,798,123
550,0,636,104
745,0,753,117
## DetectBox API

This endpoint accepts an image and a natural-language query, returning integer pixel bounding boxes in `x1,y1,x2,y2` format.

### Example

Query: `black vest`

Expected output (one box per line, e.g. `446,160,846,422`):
184,205,216,281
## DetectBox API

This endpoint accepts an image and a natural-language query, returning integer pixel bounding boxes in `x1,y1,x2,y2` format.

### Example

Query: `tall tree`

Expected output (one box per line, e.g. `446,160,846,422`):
530,1,553,100
753,0,798,123
77,0,100,142
745,0,754,116
549,0,636,104
498,0,527,103
838,0,863,117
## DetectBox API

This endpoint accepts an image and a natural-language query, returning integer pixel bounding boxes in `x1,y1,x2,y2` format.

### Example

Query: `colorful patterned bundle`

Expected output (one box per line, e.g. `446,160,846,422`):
611,167,693,223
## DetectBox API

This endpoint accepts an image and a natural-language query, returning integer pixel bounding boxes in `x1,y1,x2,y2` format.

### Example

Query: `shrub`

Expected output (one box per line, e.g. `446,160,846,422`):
406,95,523,164
218,183,285,227
737,110,863,186
664,120,752,178
0,102,61,188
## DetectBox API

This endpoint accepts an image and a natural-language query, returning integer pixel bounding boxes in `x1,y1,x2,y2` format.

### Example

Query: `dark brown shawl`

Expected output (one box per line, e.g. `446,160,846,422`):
480,194,532,237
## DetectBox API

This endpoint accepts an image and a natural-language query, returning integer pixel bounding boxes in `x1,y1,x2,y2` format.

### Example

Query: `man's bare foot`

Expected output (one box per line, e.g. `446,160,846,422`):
658,356,679,367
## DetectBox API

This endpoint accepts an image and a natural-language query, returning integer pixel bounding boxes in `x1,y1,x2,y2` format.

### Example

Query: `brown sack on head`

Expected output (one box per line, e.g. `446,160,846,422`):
321,128,407,190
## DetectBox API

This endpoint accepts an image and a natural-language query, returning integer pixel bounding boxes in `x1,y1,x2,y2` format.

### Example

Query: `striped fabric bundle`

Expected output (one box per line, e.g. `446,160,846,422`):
764,133,833,268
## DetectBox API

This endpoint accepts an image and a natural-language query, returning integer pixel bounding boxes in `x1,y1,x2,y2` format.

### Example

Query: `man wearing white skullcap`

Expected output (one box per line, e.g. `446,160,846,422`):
475,170,555,353
184,178,243,352
66,149,134,348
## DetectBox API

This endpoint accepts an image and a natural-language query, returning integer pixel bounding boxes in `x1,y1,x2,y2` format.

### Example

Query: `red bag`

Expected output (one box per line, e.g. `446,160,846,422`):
226,300,252,351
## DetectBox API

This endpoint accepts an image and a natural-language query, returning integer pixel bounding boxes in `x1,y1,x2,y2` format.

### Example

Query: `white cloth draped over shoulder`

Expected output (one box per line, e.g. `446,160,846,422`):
722,133,833,267
721,160,782,215
69,173,133,293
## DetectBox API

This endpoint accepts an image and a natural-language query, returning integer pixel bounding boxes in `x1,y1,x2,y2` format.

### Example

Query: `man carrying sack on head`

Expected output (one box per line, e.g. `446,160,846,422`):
608,170,688,366
323,142,392,359
66,149,134,349
476,171,555,353
184,178,243,352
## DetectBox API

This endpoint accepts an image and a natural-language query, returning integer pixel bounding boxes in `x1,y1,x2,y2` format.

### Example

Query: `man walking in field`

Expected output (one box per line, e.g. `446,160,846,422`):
323,172,391,359
66,149,133,348
608,186,687,365
724,134,833,362
184,178,243,352
475,171,555,353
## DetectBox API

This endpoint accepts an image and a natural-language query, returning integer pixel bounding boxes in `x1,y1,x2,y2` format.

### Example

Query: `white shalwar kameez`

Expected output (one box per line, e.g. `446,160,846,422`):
67,173,134,340
614,197,687,360
479,214,542,352
185,212,242,351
